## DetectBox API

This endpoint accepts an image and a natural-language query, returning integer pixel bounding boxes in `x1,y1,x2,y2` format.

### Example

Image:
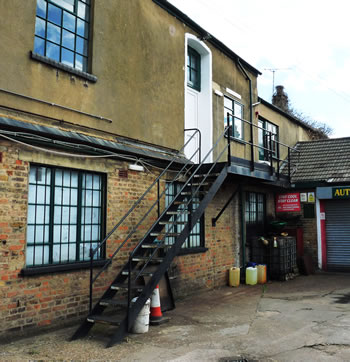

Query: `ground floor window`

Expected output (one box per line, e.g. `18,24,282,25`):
26,164,106,267
245,192,266,241
165,182,204,249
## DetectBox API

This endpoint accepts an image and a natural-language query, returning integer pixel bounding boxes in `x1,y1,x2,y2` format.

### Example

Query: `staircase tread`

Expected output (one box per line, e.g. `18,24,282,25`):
111,283,144,290
100,298,128,307
159,221,187,225
150,232,180,236
122,270,154,275
132,256,164,262
142,243,172,248
87,314,122,325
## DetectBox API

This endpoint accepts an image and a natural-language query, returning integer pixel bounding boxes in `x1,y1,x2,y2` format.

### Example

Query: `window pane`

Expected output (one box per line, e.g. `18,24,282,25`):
93,175,101,190
62,48,74,67
47,23,61,44
69,225,77,242
76,36,88,55
93,191,100,207
75,54,87,71
53,225,61,243
63,11,75,31
77,1,89,20
77,18,88,38
34,37,45,55
36,0,47,18
48,3,62,26
62,29,75,50
71,189,78,205
27,225,35,244
63,170,71,187
26,245,49,266
224,97,233,109
35,17,46,37
51,0,74,12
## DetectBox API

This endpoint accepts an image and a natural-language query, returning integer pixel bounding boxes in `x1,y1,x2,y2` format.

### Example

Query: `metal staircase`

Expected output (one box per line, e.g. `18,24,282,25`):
71,127,232,347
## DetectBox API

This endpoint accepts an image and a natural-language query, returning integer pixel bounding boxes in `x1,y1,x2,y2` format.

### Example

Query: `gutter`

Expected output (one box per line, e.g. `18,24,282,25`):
237,59,254,171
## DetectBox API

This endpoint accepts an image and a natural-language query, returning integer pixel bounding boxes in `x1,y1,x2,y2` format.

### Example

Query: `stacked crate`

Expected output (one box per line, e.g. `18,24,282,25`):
250,236,297,281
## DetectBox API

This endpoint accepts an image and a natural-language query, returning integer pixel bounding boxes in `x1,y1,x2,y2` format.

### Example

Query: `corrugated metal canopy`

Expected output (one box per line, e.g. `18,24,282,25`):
0,116,188,165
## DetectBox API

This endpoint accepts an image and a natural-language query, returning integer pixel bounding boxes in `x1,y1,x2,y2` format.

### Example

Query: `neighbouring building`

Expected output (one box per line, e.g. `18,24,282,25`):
0,0,319,345
289,138,350,272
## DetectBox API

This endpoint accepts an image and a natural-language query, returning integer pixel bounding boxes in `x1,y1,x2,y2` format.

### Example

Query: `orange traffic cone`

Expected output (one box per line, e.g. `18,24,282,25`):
150,284,169,326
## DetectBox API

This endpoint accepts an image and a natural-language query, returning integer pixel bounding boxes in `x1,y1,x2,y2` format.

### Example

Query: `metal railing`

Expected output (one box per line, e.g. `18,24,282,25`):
88,113,300,312
227,113,300,180
88,129,204,311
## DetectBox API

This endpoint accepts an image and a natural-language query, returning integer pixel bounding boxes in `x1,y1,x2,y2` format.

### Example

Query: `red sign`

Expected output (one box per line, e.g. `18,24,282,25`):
276,193,301,212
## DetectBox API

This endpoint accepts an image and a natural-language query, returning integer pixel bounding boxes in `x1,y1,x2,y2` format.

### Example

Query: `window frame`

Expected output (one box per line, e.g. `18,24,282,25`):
224,96,244,141
245,192,266,225
258,118,279,161
187,46,201,92
25,164,107,269
165,182,206,253
33,0,92,74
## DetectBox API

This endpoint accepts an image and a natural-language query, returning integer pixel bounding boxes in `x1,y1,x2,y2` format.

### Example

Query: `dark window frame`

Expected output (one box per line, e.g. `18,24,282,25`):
33,0,91,73
187,46,201,92
245,192,266,225
25,164,106,269
258,117,279,161
224,96,244,141
165,182,205,253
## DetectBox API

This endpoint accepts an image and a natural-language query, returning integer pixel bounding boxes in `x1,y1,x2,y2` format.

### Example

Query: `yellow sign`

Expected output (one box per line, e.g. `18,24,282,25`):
307,192,315,203
333,188,350,198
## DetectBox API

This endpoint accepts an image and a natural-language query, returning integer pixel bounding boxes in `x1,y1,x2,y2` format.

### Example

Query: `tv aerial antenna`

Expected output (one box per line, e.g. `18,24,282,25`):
264,68,291,96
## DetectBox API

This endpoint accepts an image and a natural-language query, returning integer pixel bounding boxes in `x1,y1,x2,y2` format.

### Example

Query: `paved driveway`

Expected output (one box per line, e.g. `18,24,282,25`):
1,272,350,361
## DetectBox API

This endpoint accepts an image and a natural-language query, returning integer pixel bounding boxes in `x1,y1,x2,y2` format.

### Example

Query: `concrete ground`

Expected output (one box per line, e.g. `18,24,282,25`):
1,272,350,361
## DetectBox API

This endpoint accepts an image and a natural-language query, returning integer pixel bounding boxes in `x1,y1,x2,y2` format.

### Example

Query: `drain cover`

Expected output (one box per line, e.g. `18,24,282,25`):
219,358,255,362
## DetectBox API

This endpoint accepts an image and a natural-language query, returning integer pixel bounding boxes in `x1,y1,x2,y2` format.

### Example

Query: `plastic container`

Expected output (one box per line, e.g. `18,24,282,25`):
257,264,267,284
131,298,150,334
246,267,257,285
229,267,240,287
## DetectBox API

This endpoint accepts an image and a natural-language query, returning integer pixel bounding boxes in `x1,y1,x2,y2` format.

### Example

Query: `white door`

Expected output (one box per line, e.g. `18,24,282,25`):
185,88,200,163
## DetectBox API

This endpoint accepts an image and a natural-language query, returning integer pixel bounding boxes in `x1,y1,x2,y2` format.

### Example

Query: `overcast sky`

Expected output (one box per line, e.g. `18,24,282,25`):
169,0,350,138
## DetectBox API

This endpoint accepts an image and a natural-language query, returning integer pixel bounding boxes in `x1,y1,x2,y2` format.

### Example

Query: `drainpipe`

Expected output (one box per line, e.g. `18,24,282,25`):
237,59,254,171
239,184,246,270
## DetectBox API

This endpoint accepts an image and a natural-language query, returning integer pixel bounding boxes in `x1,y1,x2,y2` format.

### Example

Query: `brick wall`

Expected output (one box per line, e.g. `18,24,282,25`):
1,140,286,339
169,183,240,297
0,141,162,339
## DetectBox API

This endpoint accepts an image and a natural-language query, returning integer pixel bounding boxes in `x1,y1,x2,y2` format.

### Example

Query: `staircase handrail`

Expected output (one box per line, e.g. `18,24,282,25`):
90,129,200,260
129,125,232,281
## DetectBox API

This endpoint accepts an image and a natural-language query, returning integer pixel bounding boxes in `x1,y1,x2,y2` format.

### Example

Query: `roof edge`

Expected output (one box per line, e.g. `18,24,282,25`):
153,0,261,76
258,97,316,132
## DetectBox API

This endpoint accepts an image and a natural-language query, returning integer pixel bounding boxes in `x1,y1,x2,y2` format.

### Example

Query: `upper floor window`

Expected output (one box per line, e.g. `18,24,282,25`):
224,96,244,140
258,119,279,161
26,165,105,267
187,46,201,91
34,0,90,72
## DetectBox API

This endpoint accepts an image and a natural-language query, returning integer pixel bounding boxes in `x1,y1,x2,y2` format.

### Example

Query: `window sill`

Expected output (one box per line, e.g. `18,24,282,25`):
20,259,109,276
225,135,247,145
30,51,97,83
177,247,208,256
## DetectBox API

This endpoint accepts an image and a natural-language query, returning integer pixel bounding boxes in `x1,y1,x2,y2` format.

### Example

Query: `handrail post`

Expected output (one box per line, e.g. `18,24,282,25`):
227,114,231,166
89,247,93,313
127,257,132,331
269,133,273,175
157,179,160,218
288,147,291,182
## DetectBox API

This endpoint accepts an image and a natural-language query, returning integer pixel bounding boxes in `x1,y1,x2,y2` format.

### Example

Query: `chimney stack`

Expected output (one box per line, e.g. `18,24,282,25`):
272,85,289,112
